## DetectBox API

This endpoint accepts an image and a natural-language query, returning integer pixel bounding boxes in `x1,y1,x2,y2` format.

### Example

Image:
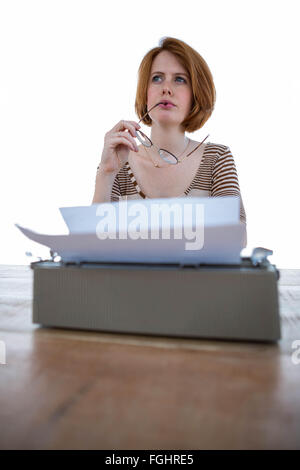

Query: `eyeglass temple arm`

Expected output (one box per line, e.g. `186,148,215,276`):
138,102,161,124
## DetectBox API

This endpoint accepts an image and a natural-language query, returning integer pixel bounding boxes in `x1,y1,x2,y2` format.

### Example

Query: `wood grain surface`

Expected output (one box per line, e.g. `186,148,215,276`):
0,265,299,450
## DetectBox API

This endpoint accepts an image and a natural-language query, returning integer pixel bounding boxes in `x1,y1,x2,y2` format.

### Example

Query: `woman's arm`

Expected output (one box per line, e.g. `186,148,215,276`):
211,146,247,248
91,164,119,204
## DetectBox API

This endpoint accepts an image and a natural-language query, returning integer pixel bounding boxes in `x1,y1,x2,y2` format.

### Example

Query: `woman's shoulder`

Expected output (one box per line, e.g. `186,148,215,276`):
188,138,229,153
188,140,231,164
201,141,230,153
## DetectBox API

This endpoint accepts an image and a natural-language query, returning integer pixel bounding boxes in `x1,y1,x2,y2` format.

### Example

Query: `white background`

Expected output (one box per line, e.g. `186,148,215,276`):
0,0,299,268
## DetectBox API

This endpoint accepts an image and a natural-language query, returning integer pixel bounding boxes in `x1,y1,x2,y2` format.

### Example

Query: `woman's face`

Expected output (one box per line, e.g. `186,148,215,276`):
147,50,193,128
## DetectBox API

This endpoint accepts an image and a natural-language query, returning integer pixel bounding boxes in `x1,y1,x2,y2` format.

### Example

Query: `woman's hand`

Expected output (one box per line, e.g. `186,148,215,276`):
99,120,140,174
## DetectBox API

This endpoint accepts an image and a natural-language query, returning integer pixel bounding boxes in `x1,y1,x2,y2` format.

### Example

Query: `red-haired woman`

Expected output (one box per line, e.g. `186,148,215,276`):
92,37,247,247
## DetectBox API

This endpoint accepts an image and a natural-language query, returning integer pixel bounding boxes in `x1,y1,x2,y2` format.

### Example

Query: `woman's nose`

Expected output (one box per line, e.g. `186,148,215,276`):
162,84,172,94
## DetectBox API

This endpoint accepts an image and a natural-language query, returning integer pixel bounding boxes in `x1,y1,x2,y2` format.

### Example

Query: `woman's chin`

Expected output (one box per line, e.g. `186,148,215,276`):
155,114,178,124
158,118,178,127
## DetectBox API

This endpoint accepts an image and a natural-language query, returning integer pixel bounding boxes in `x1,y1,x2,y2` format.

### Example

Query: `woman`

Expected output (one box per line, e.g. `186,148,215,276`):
92,37,247,247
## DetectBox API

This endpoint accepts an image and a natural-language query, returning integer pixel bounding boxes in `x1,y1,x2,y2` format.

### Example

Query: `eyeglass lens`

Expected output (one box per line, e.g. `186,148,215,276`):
136,130,177,164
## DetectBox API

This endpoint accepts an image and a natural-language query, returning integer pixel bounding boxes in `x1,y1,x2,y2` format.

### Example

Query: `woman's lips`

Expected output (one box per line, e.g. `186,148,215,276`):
159,103,175,109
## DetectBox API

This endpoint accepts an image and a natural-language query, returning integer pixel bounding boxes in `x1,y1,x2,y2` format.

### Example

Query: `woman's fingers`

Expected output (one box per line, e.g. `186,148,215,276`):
111,134,138,152
115,131,138,151
113,120,140,138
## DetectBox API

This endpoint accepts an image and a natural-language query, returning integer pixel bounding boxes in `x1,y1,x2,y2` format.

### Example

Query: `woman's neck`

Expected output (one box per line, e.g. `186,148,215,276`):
149,125,188,156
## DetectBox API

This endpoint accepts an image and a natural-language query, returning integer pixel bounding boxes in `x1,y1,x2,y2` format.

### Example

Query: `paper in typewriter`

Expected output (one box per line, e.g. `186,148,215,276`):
15,196,245,264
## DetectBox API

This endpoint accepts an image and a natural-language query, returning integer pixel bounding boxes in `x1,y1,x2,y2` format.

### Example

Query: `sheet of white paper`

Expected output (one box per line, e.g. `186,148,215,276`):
15,223,243,264
15,197,244,264
59,196,240,234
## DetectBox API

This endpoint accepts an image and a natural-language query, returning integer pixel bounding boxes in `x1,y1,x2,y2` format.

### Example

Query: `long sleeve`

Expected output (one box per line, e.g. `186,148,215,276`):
211,146,247,247
111,173,121,202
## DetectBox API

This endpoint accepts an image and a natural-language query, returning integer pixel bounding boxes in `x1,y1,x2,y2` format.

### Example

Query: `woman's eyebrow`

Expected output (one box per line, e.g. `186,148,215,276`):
151,71,189,77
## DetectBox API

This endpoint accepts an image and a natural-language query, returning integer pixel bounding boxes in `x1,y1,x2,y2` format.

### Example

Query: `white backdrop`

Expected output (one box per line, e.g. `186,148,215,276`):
1,0,299,268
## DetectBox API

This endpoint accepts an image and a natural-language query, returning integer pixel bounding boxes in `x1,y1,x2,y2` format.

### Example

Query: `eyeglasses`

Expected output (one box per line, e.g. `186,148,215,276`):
136,102,209,164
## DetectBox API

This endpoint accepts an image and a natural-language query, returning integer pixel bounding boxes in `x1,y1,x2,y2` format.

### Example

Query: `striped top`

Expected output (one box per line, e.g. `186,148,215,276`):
111,142,246,226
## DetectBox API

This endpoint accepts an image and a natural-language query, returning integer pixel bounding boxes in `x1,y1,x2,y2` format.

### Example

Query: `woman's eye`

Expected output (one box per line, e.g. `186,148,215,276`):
176,76,186,83
152,75,186,83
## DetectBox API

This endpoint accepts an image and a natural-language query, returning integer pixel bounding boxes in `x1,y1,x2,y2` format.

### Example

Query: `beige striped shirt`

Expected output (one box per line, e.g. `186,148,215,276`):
111,142,246,227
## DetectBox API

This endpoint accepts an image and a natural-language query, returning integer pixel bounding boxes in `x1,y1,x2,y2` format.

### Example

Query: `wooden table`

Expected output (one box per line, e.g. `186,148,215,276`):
0,264,299,450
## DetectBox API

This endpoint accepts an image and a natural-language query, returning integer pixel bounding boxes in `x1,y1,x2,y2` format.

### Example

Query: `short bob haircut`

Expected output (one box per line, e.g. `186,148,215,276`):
135,37,216,133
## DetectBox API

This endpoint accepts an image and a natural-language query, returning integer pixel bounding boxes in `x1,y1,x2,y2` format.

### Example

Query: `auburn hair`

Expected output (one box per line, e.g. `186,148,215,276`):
135,37,216,133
